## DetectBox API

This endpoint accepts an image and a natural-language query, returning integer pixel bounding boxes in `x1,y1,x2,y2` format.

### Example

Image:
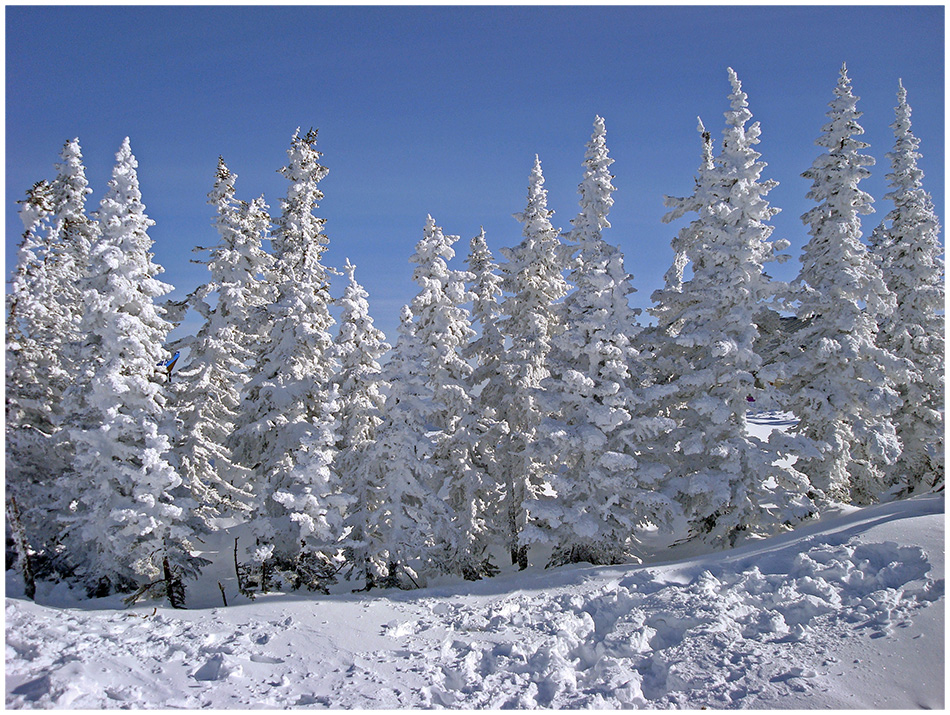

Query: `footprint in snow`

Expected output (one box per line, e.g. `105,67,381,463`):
192,653,242,681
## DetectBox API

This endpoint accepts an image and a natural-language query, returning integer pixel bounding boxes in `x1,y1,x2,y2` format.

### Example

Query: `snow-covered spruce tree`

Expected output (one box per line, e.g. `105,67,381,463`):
496,156,570,569
361,306,451,589
7,181,56,448
6,180,67,569
408,216,493,580
333,259,391,586
58,138,202,602
230,128,345,591
167,158,274,529
651,70,813,546
771,64,905,507
867,81,944,495
524,117,676,566
7,140,98,446
7,141,100,569
234,195,278,361
647,118,715,387
462,228,507,575
47,139,98,379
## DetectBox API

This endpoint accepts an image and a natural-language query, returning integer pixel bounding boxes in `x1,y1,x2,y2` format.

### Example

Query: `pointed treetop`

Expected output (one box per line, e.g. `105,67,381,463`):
102,137,145,209
726,66,740,91
883,79,927,199
835,63,855,98
210,157,237,203
412,214,458,268
53,138,93,208
893,78,915,128
810,63,870,158
471,226,488,250
592,114,606,136
573,114,616,236
585,115,612,165
724,68,752,130
61,137,84,162
529,154,543,185
515,155,554,226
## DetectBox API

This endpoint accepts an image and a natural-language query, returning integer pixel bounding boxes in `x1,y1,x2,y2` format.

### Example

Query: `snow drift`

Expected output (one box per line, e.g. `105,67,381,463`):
6,491,943,709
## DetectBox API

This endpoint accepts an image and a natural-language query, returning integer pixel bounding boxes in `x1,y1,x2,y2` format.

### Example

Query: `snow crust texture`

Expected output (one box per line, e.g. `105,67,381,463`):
6,495,943,709
422,537,941,708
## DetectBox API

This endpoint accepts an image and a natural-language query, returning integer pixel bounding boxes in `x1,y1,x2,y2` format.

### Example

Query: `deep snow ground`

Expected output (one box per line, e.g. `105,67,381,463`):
5,489,944,709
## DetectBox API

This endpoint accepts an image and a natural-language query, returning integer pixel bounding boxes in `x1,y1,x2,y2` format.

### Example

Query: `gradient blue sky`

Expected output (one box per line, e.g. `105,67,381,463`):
6,5,945,341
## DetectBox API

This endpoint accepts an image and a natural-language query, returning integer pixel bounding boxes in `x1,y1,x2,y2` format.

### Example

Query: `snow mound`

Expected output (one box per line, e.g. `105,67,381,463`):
5,494,943,709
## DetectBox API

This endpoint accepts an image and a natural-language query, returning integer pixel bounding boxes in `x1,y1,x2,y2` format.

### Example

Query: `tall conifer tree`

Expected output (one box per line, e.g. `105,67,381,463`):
463,229,507,575
773,65,905,507
868,81,945,494
496,157,569,568
231,129,344,586
407,216,487,579
334,259,391,584
169,159,273,527
362,306,449,588
59,138,200,599
527,117,675,564
652,71,812,545
6,181,64,564
47,139,97,380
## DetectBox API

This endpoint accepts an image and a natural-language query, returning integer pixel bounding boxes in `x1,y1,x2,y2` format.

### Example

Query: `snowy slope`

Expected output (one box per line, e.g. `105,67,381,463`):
6,490,943,709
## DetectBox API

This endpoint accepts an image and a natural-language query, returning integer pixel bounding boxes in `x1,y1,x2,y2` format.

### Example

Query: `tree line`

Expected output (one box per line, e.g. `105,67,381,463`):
6,65,943,605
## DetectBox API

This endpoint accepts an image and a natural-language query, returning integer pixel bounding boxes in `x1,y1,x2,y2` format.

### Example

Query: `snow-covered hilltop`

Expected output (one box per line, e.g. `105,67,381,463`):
5,486,943,709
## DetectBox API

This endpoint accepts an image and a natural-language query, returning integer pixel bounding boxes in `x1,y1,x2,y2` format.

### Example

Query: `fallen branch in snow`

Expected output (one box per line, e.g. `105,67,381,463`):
400,563,421,590
122,582,164,608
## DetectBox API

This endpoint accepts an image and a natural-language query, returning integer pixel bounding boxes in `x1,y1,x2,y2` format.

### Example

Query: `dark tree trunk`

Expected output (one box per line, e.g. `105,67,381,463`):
6,498,35,600
163,556,186,609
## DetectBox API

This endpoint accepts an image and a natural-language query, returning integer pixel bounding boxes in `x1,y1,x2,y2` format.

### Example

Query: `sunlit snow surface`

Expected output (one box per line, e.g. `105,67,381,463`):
5,417,944,709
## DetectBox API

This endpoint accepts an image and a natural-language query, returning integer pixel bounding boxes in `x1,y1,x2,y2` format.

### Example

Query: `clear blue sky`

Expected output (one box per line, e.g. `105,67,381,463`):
6,6,945,341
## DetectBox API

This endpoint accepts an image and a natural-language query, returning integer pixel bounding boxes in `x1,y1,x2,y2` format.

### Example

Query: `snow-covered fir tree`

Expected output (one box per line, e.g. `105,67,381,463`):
648,118,715,385
58,138,202,601
7,181,56,442
462,228,507,574
867,81,945,494
771,64,905,507
167,158,274,529
47,139,98,379
361,306,450,589
6,180,66,567
333,259,391,585
407,216,491,579
230,129,344,588
525,117,675,565
496,156,570,569
652,70,813,546
7,140,98,450
8,141,100,565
